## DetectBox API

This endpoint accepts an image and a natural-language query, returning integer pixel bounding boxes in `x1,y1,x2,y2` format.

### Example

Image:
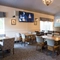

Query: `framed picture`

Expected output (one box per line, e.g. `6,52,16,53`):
11,19,16,25
34,21,37,25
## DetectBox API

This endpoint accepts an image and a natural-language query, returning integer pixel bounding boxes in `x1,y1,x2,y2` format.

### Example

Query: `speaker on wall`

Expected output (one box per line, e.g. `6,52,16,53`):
12,10,18,17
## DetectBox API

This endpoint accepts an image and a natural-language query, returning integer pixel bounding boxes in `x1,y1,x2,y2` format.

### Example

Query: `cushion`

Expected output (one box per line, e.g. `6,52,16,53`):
0,42,3,46
48,46,58,51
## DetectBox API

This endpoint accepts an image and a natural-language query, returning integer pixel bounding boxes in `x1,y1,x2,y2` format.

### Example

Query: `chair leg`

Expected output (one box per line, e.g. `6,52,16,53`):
46,47,49,55
2,51,4,58
13,48,14,54
56,47,59,55
36,45,38,50
52,50,55,58
41,46,42,52
24,42,25,46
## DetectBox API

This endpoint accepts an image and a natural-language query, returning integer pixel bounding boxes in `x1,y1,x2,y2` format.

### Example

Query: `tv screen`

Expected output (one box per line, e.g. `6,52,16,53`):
19,11,34,22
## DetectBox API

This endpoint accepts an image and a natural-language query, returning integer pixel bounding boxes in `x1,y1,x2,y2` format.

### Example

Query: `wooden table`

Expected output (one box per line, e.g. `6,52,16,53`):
24,33,35,36
0,37,11,41
42,35,60,41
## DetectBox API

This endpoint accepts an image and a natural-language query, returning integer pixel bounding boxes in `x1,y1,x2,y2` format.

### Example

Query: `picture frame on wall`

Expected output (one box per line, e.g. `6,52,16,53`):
34,18,38,25
11,19,16,25
34,21,37,25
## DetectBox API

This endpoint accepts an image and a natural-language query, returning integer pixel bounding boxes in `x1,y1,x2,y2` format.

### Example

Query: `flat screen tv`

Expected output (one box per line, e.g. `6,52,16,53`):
19,11,34,22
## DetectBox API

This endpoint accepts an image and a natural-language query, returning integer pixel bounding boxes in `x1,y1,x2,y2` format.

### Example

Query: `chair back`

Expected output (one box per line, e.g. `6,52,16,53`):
47,40,54,46
21,34,25,39
3,38,15,50
36,36,44,43
21,34,26,42
15,33,21,41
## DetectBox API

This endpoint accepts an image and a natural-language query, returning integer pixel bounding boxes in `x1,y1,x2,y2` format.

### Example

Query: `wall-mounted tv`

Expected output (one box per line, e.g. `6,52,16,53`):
19,11,34,22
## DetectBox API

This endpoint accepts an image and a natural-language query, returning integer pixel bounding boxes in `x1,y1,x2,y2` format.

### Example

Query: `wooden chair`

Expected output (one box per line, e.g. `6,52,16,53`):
30,35,36,44
15,33,22,42
0,38,15,57
36,36,44,51
47,40,59,57
21,34,30,46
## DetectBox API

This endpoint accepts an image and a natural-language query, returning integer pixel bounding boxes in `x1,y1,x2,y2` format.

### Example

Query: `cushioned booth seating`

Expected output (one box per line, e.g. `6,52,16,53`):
53,31,60,33
47,31,60,34
47,31,60,36
40,32,44,35
35,31,44,36
47,31,54,34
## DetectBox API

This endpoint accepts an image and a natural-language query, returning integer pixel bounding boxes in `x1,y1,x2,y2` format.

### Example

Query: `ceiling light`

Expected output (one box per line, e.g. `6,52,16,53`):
42,0,53,6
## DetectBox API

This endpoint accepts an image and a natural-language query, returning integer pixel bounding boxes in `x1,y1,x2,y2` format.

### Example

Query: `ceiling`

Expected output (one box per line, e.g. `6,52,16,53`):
0,0,60,15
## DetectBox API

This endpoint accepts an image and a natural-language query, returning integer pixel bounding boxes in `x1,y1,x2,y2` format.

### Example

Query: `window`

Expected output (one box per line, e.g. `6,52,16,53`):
0,18,5,34
40,21,53,32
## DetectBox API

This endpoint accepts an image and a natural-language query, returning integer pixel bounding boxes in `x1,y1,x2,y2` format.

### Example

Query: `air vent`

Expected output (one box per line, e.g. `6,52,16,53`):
0,12,6,17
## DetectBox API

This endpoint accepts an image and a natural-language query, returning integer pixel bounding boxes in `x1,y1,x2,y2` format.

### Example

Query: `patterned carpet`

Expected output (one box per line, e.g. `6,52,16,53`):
0,43,60,60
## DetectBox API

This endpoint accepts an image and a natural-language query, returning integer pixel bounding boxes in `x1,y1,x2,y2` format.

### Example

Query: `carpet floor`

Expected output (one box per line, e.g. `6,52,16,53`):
0,43,60,60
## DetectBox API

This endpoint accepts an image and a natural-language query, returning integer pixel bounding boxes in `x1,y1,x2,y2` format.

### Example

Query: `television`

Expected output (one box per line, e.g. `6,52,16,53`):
19,11,34,22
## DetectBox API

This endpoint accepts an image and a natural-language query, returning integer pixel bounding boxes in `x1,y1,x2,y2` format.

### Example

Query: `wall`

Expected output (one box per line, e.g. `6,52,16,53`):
54,12,60,31
0,5,54,37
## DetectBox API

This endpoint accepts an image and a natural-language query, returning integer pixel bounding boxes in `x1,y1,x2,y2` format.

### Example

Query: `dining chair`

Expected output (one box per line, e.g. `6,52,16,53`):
15,33,22,42
36,36,44,51
21,34,30,46
30,35,36,44
47,40,59,57
0,38,15,57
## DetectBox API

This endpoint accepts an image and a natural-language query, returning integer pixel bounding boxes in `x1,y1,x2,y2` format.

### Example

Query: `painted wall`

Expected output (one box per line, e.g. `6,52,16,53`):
54,12,60,31
0,5,54,37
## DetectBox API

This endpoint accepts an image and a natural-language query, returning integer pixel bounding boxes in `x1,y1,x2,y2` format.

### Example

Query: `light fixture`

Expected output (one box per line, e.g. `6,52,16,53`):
42,0,53,6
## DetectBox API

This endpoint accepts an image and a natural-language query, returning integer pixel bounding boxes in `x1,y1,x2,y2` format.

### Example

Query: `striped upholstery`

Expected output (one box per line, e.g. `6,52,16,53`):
0,38,15,57
2,38,14,50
